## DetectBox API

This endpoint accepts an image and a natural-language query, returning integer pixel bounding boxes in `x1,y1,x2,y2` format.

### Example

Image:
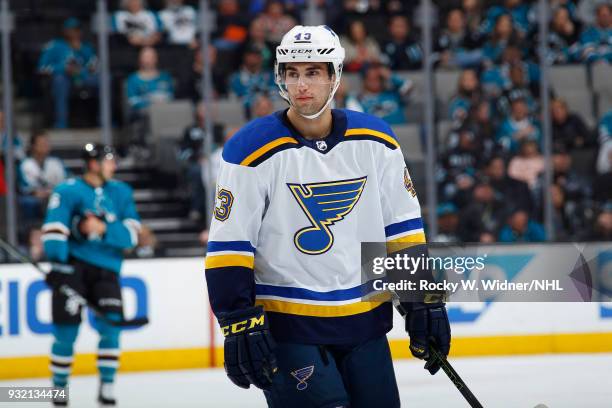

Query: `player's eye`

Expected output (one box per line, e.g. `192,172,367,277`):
287,71,299,79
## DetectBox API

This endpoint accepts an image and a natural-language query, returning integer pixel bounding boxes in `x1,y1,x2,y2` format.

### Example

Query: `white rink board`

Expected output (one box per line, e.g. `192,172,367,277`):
1,249,612,359
0,258,211,358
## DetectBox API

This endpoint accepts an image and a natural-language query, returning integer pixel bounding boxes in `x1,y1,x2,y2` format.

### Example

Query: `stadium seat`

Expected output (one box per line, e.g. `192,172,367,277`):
562,91,596,127
342,73,362,94
434,69,461,103
437,120,453,152
149,100,193,140
393,124,423,161
592,63,612,115
215,98,246,126
396,70,424,100
149,100,194,174
110,46,140,74
405,102,424,123
549,65,589,98
549,65,594,126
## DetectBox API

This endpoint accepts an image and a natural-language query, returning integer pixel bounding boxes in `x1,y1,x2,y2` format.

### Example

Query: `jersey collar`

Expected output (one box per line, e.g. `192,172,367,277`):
275,108,347,154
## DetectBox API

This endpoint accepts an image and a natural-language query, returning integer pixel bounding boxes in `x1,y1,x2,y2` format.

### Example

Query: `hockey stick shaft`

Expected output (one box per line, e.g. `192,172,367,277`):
0,237,148,328
429,343,483,408
391,296,483,408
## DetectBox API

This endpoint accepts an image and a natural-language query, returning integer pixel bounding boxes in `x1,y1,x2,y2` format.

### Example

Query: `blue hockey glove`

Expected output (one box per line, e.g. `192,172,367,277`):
406,303,451,375
218,305,278,389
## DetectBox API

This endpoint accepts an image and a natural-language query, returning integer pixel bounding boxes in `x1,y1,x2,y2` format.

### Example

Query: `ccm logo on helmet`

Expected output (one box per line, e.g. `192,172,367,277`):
277,49,313,55
278,49,335,55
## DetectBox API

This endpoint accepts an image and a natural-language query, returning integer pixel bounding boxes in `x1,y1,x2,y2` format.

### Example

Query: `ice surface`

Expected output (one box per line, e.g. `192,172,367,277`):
1,354,611,407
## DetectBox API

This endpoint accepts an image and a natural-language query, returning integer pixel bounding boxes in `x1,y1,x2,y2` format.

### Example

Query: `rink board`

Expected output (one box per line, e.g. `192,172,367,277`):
1,245,612,379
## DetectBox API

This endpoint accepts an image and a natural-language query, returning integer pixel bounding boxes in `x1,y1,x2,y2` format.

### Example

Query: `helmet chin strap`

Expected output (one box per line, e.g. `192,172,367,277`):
290,80,340,120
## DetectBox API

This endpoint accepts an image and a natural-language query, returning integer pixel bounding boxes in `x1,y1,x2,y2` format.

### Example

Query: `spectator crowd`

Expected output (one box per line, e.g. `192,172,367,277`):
1,0,611,249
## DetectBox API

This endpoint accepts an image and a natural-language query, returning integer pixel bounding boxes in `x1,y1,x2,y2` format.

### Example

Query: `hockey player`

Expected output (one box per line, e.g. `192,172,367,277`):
42,144,141,406
205,25,451,407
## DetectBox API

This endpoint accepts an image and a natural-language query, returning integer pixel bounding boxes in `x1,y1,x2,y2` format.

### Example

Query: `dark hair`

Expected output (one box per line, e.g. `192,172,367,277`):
265,0,284,12
29,129,47,147
445,7,465,24
347,19,367,42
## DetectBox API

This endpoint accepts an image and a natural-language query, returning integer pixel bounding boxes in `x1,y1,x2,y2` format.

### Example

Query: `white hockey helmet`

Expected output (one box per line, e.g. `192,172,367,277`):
275,25,345,119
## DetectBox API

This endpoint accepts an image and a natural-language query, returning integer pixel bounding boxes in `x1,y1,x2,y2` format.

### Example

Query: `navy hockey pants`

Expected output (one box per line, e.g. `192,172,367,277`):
263,335,400,408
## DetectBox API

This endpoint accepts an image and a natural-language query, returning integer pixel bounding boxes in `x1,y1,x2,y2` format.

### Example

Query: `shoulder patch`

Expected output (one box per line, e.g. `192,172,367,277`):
222,114,300,167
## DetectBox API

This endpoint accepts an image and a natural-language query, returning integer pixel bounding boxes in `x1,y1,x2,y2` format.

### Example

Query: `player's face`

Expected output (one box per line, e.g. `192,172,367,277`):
100,158,117,181
284,62,334,117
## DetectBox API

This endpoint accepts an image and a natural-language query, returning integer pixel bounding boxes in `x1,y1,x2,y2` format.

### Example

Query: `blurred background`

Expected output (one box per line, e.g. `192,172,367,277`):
0,0,610,261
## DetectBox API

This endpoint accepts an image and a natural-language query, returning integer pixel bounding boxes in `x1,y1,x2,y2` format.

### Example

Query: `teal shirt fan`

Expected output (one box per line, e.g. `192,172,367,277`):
42,177,141,273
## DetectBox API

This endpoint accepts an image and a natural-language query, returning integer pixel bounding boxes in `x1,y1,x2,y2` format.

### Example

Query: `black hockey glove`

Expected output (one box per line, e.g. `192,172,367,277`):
218,305,278,390
406,303,451,375
45,263,75,290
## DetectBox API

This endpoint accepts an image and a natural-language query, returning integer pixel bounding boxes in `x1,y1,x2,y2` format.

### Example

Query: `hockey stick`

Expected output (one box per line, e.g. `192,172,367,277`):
428,341,483,408
392,297,483,408
0,237,149,328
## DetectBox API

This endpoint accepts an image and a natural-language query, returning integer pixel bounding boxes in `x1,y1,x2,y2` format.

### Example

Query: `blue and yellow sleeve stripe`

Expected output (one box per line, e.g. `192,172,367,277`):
205,240,256,269
344,128,400,150
240,137,299,167
385,217,426,252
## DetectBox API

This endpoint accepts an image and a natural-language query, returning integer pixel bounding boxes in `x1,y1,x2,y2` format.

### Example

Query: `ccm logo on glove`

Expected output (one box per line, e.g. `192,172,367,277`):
221,315,266,336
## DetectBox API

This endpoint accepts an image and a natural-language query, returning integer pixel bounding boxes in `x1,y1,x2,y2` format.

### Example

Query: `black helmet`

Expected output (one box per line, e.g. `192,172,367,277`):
82,143,115,162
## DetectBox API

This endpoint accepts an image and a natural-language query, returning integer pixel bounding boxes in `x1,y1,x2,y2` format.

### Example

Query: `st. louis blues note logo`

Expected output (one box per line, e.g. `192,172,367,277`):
291,365,315,390
288,176,367,255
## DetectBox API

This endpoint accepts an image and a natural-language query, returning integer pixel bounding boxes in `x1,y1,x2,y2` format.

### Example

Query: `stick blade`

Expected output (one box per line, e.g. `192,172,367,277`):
114,317,149,328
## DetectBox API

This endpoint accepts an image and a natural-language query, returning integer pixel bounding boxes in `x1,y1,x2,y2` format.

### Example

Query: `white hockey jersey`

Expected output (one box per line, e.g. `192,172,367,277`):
205,109,426,344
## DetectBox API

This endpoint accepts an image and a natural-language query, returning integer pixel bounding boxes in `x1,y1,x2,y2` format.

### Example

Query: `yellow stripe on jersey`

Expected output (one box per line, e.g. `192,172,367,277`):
205,254,254,269
255,298,388,317
240,137,299,166
386,232,427,253
344,128,400,149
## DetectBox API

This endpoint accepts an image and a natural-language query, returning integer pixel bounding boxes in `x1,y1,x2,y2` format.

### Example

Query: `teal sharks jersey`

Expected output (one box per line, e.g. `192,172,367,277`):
42,177,141,273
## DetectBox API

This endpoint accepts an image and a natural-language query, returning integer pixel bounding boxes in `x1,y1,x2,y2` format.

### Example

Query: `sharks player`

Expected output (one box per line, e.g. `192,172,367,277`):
205,25,451,407
42,143,141,406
